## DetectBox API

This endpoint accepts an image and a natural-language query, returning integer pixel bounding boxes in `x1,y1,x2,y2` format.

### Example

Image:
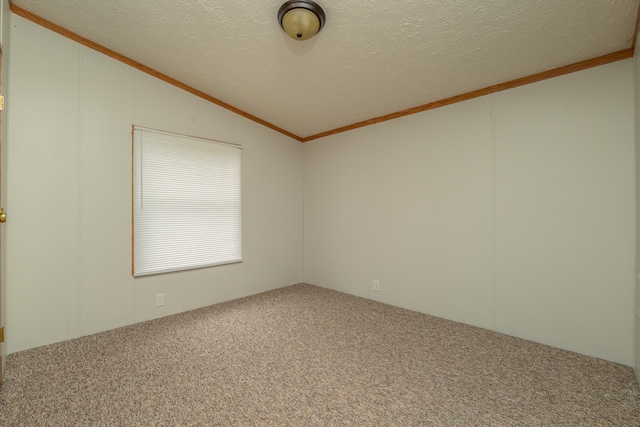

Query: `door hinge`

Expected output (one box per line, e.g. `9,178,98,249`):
0,327,4,343
0,95,5,111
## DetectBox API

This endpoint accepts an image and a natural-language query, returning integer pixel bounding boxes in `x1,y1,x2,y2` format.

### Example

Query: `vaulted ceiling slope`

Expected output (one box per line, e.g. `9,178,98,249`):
10,0,640,141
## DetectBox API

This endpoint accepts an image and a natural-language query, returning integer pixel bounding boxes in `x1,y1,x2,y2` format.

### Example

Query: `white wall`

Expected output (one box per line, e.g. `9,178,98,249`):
635,37,640,381
304,60,635,366
6,15,303,353
494,62,634,364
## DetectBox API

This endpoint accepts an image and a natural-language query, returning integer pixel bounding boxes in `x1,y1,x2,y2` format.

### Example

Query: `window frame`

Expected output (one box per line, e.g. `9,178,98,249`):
132,125,243,277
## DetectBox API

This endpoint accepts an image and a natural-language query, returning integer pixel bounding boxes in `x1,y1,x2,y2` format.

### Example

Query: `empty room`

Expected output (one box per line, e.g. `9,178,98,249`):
1,0,640,425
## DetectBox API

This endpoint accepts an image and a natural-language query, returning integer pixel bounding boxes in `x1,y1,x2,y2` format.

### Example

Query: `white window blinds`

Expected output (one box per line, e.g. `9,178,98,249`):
133,126,242,277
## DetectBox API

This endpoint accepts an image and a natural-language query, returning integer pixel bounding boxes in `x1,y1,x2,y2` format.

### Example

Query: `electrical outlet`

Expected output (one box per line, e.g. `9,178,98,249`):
156,293,165,307
373,280,381,292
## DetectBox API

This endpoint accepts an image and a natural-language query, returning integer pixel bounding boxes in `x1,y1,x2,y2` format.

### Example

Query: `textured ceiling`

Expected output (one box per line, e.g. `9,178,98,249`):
10,0,640,139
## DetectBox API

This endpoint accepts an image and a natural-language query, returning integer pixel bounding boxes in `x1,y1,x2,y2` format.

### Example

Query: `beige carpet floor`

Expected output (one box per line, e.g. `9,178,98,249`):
0,283,639,426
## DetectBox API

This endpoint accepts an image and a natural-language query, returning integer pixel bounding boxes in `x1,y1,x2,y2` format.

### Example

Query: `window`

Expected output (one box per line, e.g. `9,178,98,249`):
132,126,242,277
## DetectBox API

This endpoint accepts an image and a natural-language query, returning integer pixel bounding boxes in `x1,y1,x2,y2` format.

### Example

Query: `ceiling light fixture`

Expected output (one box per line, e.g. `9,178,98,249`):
278,0,326,41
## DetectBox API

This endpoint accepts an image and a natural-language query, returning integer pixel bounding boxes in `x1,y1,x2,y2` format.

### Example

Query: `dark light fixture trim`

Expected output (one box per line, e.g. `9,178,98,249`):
278,0,326,41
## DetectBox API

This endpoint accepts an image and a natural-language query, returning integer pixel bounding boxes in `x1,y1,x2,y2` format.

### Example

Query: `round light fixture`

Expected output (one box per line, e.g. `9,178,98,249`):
278,0,326,41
